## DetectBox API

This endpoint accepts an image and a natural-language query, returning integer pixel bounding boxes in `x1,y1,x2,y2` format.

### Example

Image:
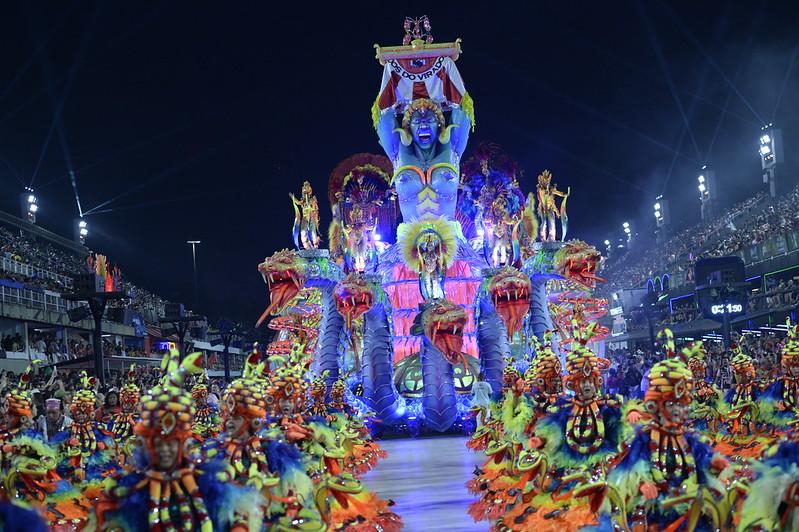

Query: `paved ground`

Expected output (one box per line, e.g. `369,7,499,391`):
361,436,488,531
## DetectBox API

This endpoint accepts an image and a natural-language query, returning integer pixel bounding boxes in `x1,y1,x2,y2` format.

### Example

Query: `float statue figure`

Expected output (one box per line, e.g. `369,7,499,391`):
373,21,474,222
536,169,570,242
290,180,321,250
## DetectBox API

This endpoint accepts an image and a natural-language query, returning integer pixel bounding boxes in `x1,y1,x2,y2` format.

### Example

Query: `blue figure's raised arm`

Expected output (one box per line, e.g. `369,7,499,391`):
449,107,471,158
377,110,401,163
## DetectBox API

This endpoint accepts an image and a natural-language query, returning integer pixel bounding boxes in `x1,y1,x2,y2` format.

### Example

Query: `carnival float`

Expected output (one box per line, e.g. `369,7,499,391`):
9,17,799,532
258,17,606,436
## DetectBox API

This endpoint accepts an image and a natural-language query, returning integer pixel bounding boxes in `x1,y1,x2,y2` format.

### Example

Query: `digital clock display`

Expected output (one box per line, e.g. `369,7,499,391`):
710,303,743,315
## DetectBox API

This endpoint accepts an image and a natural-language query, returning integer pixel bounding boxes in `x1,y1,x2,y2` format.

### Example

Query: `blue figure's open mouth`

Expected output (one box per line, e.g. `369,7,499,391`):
417,127,433,144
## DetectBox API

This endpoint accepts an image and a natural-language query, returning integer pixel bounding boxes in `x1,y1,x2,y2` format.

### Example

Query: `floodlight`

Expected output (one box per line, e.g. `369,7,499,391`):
698,183,706,193
29,203,38,213
760,134,771,145
759,145,771,156
622,222,630,228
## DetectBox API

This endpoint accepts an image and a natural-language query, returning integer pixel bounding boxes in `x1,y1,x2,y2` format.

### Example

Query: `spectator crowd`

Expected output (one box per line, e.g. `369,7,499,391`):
602,185,799,296
606,330,785,398
1,223,178,326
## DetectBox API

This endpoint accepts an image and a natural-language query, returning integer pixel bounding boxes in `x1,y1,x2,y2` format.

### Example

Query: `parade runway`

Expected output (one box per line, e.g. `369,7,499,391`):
362,436,488,531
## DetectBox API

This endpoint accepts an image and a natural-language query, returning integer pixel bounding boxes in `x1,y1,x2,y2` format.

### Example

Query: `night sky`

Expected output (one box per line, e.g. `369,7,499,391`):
1,1,797,324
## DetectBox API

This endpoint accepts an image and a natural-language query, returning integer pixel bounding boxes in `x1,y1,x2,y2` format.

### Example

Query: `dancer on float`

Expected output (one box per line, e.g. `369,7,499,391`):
325,374,387,476
91,351,262,531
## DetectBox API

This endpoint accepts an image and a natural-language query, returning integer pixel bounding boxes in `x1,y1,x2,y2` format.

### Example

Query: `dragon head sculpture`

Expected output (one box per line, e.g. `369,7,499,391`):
488,267,531,338
333,273,375,330
419,299,468,366
256,249,307,326
553,240,604,289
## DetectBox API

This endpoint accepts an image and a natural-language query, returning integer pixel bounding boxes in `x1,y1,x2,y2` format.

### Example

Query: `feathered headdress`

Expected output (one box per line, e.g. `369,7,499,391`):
781,317,799,368
564,324,610,390
6,361,37,421
682,341,707,378
71,371,98,415
191,370,209,400
527,331,562,386
645,352,693,407
396,217,461,273
136,350,204,442
119,364,140,406
730,344,755,379
657,328,676,360
222,352,269,422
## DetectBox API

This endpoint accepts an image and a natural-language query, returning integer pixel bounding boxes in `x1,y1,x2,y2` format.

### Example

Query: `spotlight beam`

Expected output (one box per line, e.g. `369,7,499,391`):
37,106,232,190
658,0,766,126
530,3,758,128
28,5,97,188
637,1,702,161
0,4,77,106
771,42,799,123
83,129,252,215
706,17,759,160
473,49,699,165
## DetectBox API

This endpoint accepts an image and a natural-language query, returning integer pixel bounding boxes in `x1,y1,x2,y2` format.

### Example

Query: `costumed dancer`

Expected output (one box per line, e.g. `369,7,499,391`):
716,345,772,457
191,372,220,439
738,401,799,530
759,318,799,430
467,331,567,522
497,322,639,531
91,351,263,531
204,352,325,530
107,364,141,462
264,356,401,531
466,365,542,525
581,330,735,531
325,376,387,477
290,180,322,250
51,372,119,487
683,342,724,436
0,363,86,528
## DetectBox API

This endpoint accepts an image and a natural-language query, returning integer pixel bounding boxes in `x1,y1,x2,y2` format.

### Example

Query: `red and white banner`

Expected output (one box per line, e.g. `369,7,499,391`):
375,55,467,113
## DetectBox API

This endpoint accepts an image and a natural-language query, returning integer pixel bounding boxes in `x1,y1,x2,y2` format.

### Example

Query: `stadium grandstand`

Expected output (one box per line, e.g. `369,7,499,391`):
602,182,799,346
0,208,246,377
